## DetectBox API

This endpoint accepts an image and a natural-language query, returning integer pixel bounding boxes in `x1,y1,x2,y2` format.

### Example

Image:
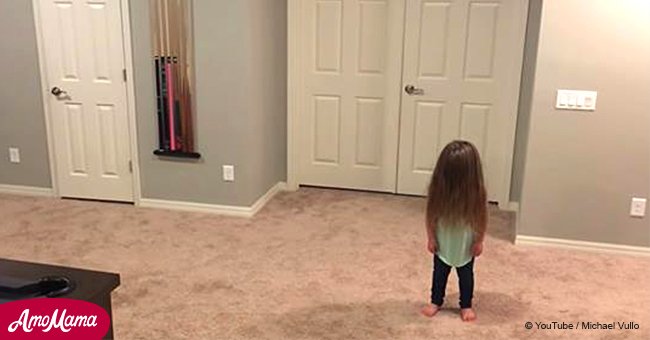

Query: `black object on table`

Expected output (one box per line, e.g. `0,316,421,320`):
0,258,120,339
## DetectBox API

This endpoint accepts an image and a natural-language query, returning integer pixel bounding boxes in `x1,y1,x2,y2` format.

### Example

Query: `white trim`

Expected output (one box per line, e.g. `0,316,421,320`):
286,0,302,191
31,0,140,203
120,0,142,205
32,0,60,198
0,184,55,197
138,182,287,217
497,0,530,206
249,182,287,215
516,235,650,257
507,201,521,236
504,201,520,213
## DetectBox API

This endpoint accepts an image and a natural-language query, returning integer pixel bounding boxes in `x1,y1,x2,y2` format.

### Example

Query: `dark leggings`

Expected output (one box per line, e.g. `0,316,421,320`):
431,255,474,309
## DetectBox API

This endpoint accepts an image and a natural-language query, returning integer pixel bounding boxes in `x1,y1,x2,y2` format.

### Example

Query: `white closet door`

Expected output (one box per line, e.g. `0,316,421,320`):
397,0,526,203
298,0,405,192
38,0,133,201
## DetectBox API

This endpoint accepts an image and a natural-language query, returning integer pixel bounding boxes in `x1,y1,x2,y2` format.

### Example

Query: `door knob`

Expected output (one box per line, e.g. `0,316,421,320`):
404,85,424,96
50,87,67,97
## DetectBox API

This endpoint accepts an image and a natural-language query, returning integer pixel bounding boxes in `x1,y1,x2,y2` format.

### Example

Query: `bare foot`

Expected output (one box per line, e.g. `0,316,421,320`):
420,304,441,318
460,308,476,322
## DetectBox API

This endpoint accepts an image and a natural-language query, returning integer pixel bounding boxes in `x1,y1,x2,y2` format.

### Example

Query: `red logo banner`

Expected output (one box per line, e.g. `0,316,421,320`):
0,298,110,339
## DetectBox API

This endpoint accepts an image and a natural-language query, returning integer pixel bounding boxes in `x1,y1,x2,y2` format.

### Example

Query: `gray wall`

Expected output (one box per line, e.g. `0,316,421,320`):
518,0,650,246
509,0,542,203
245,1,289,201
131,0,287,206
0,0,51,188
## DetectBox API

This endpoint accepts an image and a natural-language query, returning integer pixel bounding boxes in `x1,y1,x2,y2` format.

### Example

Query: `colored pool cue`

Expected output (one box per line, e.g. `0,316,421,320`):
154,57,166,149
180,1,194,152
160,56,170,149
173,58,182,149
166,59,176,150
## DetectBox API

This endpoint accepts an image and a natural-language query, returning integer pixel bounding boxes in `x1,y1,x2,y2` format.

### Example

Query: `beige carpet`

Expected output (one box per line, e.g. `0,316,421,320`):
1,188,648,339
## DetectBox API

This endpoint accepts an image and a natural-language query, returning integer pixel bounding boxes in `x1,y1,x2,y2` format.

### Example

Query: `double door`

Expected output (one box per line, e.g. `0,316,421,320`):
298,0,527,203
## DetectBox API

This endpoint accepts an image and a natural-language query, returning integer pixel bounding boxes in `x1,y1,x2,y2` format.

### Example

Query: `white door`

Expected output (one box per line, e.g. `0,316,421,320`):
37,0,133,202
298,0,405,192
396,0,526,203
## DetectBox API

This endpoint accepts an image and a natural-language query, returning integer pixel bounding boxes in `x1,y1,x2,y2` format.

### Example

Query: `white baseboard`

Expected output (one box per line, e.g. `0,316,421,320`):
138,182,286,217
0,184,54,197
249,182,286,215
516,235,650,257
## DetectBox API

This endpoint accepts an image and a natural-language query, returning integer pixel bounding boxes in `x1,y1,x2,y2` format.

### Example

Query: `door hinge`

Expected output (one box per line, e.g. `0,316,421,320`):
122,69,127,82
128,160,133,173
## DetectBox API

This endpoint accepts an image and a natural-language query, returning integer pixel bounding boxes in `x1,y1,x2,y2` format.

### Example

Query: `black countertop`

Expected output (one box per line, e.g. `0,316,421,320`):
0,258,120,303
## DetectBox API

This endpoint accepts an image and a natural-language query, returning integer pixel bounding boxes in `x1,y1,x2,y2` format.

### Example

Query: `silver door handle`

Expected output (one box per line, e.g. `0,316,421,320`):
50,87,67,97
404,85,424,96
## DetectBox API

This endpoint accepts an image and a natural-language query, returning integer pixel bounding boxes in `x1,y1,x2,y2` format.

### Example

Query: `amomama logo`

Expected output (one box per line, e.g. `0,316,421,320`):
0,298,110,339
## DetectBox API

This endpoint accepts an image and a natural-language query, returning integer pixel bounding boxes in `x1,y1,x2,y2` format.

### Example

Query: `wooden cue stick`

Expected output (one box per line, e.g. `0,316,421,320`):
159,0,170,150
160,0,176,150
184,0,194,151
178,0,190,151
177,0,186,151
157,0,165,58
149,0,158,56
158,0,169,150
170,0,182,150
151,0,166,149
175,0,181,149
163,0,171,60
150,0,157,145
172,0,182,149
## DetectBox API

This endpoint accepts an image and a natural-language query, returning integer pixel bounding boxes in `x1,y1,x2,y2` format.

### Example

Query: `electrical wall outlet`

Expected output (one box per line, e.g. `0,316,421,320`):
222,165,235,182
9,148,20,163
630,198,646,218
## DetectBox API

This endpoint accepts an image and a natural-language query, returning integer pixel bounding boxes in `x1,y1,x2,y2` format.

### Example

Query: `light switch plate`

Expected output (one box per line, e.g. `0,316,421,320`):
9,148,20,163
630,198,646,217
556,90,597,111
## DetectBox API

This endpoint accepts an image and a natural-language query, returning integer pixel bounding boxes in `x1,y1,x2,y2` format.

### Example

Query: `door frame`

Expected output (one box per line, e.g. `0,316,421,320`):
286,0,303,191
287,0,529,205
32,0,142,204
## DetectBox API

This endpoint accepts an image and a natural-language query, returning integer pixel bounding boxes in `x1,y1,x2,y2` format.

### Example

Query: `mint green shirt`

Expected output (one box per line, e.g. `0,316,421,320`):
435,221,474,267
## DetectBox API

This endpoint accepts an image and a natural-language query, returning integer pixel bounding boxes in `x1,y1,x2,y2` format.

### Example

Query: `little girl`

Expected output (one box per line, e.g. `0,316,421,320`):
420,140,487,322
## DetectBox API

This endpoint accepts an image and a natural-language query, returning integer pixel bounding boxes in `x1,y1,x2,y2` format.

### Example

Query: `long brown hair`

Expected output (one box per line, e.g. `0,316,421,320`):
426,140,487,234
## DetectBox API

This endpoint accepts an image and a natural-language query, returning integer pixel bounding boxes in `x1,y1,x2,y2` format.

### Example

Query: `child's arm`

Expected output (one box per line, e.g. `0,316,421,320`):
472,202,488,256
426,202,437,253
475,191,488,241
426,227,436,254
